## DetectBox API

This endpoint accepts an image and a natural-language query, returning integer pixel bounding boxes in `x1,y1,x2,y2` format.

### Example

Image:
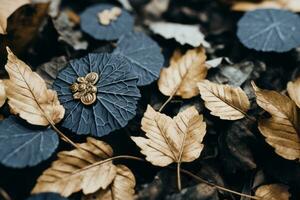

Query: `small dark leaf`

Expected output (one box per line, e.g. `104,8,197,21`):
26,193,68,200
0,116,59,168
80,4,134,41
113,31,165,86
237,9,300,52
53,53,140,137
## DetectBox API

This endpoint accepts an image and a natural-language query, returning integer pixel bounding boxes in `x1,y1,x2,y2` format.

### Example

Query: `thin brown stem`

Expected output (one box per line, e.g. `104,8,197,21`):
245,113,257,123
159,84,180,112
0,188,11,200
177,163,182,191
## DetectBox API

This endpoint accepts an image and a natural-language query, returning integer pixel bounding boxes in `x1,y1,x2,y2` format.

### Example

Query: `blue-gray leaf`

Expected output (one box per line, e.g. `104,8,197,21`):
113,31,165,86
237,9,300,52
53,53,141,137
0,117,58,168
26,193,68,200
80,4,134,41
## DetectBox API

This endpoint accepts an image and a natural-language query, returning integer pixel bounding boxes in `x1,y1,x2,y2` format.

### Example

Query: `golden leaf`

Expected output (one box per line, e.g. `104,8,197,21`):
255,184,290,200
4,47,65,126
158,47,207,99
131,105,206,167
252,82,300,160
0,80,6,107
0,0,30,34
231,0,300,12
197,80,250,120
287,77,300,108
83,165,136,200
32,137,117,197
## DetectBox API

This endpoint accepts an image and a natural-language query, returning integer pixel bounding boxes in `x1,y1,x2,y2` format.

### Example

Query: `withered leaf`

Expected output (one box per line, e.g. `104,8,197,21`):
32,137,117,197
252,82,300,160
83,165,136,200
198,80,250,120
4,47,65,126
232,0,300,12
131,105,206,167
158,48,207,99
287,77,300,108
255,184,290,200
0,0,30,34
0,80,6,107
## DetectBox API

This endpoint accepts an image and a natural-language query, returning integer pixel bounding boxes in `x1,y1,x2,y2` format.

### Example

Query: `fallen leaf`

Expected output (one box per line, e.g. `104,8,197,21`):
131,105,206,167
252,82,300,160
0,0,30,34
287,77,300,108
198,80,250,120
255,184,290,200
232,0,300,12
32,137,117,197
5,47,65,126
83,165,136,200
0,80,6,107
149,22,210,47
158,48,207,99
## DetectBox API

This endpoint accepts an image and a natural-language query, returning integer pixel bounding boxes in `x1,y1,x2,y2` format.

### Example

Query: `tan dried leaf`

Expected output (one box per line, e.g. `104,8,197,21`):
4,47,65,126
232,0,300,12
131,105,206,167
0,80,6,107
158,48,207,99
255,184,290,200
32,137,117,197
83,165,136,200
0,0,30,34
287,77,300,108
252,82,300,160
197,80,250,120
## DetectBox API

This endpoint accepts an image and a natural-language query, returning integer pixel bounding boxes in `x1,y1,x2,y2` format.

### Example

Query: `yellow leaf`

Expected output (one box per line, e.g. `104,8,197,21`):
287,77,300,108
4,47,65,126
0,0,30,34
131,105,206,167
231,0,300,12
0,80,6,107
83,165,136,200
252,82,300,160
32,137,117,197
255,184,290,200
198,80,250,120
158,48,207,99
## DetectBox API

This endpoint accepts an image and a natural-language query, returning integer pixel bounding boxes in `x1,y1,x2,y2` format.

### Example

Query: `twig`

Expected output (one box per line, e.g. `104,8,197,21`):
177,163,182,190
0,188,11,200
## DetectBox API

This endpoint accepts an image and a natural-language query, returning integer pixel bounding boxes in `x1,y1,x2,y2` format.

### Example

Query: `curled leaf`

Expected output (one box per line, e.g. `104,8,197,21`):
4,47,65,126
287,77,300,108
255,184,290,200
158,48,207,99
0,80,6,107
198,80,250,120
252,82,300,160
131,105,206,167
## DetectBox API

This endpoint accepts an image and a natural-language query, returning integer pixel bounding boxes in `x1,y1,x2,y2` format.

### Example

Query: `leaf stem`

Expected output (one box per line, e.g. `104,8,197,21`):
177,163,182,191
0,187,11,200
159,84,180,112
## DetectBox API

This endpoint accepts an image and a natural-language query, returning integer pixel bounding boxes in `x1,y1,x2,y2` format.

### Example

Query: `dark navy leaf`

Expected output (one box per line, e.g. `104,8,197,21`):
237,9,300,52
113,31,165,86
26,193,68,200
80,4,134,41
53,53,141,137
0,117,58,168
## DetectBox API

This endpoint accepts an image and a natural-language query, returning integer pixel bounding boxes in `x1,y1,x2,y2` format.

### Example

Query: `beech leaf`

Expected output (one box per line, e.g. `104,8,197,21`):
83,165,136,200
158,48,207,99
255,184,290,200
0,116,59,168
198,80,250,120
32,137,117,197
0,80,6,107
252,82,300,160
26,193,68,200
287,77,300,108
131,105,206,167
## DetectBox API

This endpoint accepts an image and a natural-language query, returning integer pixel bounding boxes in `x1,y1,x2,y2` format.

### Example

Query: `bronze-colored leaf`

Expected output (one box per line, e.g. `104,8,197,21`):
0,0,30,34
131,105,206,167
252,82,300,160
197,80,250,120
0,80,6,107
4,47,65,126
255,184,290,200
158,48,207,99
287,77,300,108
32,137,117,197
231,0,300,12
83,165,136,200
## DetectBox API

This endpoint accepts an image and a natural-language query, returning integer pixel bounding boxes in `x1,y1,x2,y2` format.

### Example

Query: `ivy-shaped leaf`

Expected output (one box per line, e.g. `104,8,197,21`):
113,31,165,86
26,193,68,200
0,116,58,168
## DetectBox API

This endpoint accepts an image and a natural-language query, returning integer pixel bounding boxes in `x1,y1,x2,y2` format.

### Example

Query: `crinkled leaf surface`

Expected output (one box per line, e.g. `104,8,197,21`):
53,53,140,137
80,4,134,40
237,9,300,52
113,31,164,86
0,116,58,168
26,193,68,200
